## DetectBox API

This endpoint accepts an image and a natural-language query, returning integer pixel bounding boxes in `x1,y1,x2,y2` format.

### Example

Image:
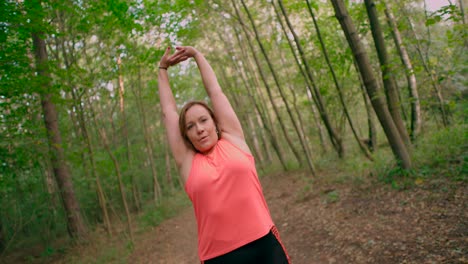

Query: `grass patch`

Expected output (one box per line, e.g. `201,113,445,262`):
370,124,467,189
322,189,340,204
138,189,191,230
412,124,467,181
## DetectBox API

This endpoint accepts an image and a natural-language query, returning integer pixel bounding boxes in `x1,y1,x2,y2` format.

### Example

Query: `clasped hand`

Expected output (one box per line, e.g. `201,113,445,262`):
159,46,198,69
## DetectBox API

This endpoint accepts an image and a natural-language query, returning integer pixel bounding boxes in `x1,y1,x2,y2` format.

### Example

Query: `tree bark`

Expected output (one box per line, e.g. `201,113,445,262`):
231,1,292,170
383,1,421,140
117,56,141,212
269,1,328,154
330,0,411,169
240,0,316,173
355,60,378,151
364,0,411,148
303,0,373,159
55,13,112,233
459,0,467,25
132,66,161,204
89,102,134,242
405,15,449,127
31,30,87,239
165,141,175,190
277,0,344,159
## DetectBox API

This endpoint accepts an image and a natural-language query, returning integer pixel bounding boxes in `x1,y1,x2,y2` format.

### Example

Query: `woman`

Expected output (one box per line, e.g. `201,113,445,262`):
158,46,290,264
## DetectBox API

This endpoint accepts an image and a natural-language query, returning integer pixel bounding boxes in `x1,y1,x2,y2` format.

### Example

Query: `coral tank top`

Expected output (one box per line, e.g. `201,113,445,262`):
184,138,274,261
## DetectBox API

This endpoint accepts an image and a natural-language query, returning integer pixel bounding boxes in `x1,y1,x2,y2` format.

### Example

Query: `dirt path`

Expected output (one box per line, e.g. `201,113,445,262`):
129,171,467,264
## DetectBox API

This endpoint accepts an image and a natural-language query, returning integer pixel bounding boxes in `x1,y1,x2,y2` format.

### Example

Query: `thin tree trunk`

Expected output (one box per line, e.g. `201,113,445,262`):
165,141,174,190
330,0,411,169
304,0,373,159
240,0,316,173
355,60,378,152
254,111,273,163
277,0,344,159
234,31,275,164
55,13,112,233
117,56,132,162
384,1,421,140
269,2,328,155
31,30,87,239
89,102,134,242
364,0,411,148
229,19,277,165
231,2,291,170
0,220,4,252
117,56,140,212
459,0,467,25
277,50,315,164
132,66,161,204
405,14,448,127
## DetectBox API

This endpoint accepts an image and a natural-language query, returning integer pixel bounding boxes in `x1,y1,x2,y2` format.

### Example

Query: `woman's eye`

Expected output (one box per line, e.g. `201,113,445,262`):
187,124,193,130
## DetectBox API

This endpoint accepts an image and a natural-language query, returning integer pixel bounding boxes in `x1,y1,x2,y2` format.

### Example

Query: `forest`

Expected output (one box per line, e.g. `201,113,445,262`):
1,0,466,263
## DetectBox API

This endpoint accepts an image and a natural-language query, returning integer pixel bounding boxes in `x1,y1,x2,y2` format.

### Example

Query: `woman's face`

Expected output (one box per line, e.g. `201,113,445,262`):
184,104,218,153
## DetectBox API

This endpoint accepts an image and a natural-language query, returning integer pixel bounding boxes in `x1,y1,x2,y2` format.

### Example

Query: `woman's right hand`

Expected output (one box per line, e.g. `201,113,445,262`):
159,46,199,69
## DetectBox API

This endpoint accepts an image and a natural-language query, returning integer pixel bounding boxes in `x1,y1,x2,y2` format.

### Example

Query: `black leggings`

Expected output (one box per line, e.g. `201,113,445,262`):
203,230,290,264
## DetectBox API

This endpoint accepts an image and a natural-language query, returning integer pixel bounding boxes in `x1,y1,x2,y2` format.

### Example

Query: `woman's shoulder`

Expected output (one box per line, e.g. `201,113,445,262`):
219,133,252,156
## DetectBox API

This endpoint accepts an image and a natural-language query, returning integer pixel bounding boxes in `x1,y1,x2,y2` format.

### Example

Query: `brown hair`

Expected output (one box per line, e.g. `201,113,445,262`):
179,100,219,151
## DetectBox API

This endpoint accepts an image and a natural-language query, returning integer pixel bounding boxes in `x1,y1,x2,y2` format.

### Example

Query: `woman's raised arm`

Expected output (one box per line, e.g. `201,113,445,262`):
158,47,193,176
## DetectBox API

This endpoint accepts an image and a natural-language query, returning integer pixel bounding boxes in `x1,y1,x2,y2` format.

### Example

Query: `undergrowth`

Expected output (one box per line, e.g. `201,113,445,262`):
372,123,467,189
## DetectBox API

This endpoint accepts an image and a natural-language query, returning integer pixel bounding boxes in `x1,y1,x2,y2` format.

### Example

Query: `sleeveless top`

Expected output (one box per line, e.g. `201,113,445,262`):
184,138,274,261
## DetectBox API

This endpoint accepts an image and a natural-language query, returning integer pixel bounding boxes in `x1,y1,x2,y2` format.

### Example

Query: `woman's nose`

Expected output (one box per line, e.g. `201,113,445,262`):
196,124,204,133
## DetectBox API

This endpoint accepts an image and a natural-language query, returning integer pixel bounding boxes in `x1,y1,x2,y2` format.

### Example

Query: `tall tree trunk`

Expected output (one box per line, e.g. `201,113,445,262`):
89,102,134,242
240,0,316,173
364,0,411,148
230,23,281,165
0,220,4,252
405,15,448,127
304,0,373,159
277,50,315,164
355,60,378,151
383,1,421,140
165,141,174,190
330,0,412,169
117,56,140,212
270,1,328,155
459,0,467,25
228,17,280,166
117,56,132,163
132,66,161,204
55,14,112,233
231,1,292,170
31,31,87,239
276,0,344,159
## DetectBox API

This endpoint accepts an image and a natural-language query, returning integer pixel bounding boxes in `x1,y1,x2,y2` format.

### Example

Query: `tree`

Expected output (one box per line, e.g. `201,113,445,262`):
330,0,412,169
239,0,316,173
364,0,411,147
28,0,87,239
302,0,373,159
276,0,345,159
383,1,421,140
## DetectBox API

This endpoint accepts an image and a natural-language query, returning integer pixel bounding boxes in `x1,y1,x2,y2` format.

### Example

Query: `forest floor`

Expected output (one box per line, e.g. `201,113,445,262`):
3,168,467,264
